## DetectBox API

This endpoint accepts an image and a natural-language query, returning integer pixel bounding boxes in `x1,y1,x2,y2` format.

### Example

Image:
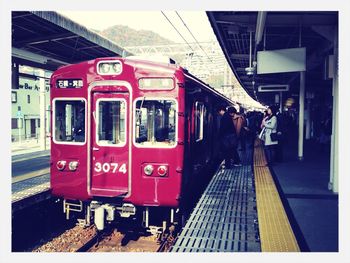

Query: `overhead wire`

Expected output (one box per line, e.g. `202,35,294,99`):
161,12,257,107
161,10,209,73
160,11,195,53
175,11,213,63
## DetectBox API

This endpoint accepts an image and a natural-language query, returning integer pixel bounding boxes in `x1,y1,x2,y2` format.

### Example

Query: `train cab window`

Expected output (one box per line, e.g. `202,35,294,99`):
54,99,86,143
96,100,126,146
135,99,177,147
195,102,205,142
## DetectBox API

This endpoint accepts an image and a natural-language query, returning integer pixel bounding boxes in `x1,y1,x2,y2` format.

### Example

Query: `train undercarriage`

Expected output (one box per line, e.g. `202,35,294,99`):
62,199,182,237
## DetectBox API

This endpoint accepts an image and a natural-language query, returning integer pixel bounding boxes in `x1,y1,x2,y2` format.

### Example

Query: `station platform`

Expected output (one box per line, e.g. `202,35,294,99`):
11,138,50,157
12,149,51,213
171,139,304,252
171,157,260,252
12,175,51,213
270,135,338,252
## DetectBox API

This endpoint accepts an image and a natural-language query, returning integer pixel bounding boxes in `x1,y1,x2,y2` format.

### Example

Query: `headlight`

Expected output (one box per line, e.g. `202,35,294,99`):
68,161,79,171
144,164,154,176
97,60,122,75
100,63,111,74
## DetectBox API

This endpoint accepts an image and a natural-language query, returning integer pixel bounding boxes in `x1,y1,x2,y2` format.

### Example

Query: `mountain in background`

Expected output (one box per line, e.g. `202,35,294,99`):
93,25,224,89
95,25,174,47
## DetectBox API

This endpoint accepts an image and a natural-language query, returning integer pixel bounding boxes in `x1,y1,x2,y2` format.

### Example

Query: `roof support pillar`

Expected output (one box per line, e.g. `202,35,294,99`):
305,97,311,140
298,71,305,160
298,21,305,161
255,12,267,46
329,26,338,193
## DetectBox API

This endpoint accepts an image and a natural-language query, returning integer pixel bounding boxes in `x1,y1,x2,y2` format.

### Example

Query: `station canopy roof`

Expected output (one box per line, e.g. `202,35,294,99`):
207,11,338,106
12,11,132,71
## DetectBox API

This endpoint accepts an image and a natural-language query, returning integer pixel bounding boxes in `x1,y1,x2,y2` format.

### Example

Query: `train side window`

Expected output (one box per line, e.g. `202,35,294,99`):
135,99,177,147
195,102,205,142
96,100,126,146
54,99,85,143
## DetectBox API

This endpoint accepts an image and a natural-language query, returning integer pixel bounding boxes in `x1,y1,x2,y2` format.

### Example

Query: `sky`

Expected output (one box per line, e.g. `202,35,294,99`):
58,11,217,44
57,11,264,108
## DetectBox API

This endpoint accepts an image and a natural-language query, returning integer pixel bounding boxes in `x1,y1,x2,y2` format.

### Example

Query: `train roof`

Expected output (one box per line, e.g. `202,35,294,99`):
53,55,236,107
183,70,235,107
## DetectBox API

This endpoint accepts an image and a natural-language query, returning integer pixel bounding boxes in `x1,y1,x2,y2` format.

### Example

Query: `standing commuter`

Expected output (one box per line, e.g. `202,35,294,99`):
219,106,241,168
243,111,258,148
319,108,332,152
275,109,285,162
216,105,227,160
232,107,246,152
260,109,269,130
218,105,226,117
260,106,278,164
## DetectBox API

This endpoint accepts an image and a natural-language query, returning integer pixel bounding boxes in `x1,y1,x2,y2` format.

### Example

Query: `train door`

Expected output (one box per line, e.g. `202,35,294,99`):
90,91,130,197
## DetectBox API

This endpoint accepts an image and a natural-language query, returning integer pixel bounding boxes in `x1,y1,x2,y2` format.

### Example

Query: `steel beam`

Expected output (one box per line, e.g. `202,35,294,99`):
39,69,46,150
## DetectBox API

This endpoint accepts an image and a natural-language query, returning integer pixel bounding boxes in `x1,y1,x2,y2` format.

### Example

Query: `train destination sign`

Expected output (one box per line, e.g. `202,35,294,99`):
56,79,83,88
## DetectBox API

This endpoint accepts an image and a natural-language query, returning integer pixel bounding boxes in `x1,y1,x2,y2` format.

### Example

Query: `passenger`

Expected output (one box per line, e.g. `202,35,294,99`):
260,109,269,130
216,105,227,161
73,107,85,142
232,107,246,151
218,105,226,117
219,106,241,168
259,106,278,164
319,110,332,152
244,111,258,149
275,109,285,162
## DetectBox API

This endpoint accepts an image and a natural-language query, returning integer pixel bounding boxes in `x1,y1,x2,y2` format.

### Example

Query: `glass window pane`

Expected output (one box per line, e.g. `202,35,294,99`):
97,100,126,146
195,102,204,142
135,99,176,146
11,118,18,129
54,100,85,143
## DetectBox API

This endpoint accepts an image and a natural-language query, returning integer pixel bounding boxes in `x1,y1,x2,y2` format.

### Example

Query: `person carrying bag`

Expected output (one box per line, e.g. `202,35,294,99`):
260,106,278,164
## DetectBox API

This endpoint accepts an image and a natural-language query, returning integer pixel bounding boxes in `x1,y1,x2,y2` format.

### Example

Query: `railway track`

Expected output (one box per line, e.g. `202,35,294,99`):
33,223,177,252
33,225,98,252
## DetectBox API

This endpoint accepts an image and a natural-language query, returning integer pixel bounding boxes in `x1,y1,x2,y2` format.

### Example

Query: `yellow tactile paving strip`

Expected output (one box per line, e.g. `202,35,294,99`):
254,141,268,167
254,140,300,252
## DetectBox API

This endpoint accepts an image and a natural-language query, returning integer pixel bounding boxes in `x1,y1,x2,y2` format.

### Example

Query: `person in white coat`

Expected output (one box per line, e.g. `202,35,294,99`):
259,106,278,164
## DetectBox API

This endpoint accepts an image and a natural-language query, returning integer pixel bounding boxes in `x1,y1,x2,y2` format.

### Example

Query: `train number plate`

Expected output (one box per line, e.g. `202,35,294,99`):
94,162,127,174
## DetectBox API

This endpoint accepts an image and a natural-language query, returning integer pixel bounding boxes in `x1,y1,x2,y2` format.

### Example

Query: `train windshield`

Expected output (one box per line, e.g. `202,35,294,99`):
135,99,177,147
54,99,85,143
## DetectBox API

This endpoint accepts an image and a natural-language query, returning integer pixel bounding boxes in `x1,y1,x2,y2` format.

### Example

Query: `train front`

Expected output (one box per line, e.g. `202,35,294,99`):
50,57,185,231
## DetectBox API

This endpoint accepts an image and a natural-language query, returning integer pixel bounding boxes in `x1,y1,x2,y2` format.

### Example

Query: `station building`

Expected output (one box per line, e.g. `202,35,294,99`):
11,65,51,142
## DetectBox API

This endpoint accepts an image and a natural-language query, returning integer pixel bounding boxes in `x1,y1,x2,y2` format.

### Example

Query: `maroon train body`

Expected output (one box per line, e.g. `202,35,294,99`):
50,56,232,231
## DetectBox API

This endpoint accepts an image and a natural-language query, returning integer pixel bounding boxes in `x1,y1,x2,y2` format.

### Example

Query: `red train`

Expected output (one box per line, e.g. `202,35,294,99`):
50,56,233,232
